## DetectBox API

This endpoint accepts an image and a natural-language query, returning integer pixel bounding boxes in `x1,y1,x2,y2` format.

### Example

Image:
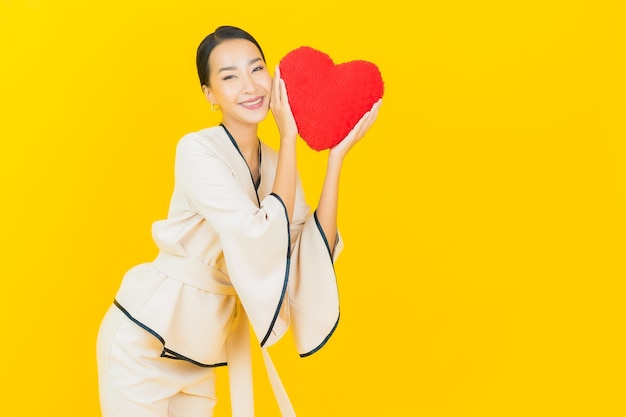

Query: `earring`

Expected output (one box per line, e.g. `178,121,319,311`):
210,102,220,112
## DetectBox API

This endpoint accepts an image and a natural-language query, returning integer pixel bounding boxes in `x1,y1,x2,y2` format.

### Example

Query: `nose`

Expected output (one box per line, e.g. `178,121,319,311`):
241,73,256,94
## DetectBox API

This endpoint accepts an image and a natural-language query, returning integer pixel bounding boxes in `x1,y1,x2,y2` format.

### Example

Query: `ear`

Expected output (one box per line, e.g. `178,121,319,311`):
201,85,215,104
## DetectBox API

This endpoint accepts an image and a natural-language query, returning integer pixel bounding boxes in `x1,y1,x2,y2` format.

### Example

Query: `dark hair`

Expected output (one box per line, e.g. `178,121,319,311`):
196,25,266,88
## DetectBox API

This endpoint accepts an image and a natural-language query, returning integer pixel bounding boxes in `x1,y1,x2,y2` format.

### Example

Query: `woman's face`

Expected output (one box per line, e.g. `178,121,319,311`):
204,38,272,126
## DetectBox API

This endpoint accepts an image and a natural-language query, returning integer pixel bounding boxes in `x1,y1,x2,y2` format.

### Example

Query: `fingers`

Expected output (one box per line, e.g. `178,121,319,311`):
269,65,298,139
328,99,382,159
271,65,292,112
271,65,281,109
365,99,382,126
279,79,289,107
352,99,382,139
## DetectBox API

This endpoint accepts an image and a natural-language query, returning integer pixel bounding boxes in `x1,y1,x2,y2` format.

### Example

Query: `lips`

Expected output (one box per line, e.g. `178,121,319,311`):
240,96,264,109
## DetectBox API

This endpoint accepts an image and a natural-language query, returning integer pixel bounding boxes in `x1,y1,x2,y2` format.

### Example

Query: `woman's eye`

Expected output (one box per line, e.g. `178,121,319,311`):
252,66,264,73
222,75,235,81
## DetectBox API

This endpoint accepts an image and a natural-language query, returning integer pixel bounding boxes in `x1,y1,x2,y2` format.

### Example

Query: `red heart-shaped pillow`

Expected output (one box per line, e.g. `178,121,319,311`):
278,46,384,151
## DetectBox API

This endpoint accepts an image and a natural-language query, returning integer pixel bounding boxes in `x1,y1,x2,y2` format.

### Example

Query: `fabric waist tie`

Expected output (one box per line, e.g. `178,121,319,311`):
154,252,296,416
153,252,236,295
226,303,297,417
261,347,297,417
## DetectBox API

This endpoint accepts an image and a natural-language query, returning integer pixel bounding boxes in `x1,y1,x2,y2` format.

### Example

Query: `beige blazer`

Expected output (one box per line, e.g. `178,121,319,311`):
112,126,342,415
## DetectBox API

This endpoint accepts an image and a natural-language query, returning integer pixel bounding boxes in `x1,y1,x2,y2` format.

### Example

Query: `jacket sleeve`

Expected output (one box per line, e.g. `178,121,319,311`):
287,179,344,357
175,134,291,347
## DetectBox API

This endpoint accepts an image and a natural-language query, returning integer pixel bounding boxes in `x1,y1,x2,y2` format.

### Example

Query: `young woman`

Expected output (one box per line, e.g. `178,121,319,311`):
96,25,381,417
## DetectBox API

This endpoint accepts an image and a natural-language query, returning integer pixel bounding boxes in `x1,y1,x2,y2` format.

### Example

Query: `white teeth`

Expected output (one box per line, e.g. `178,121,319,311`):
241,97,262,107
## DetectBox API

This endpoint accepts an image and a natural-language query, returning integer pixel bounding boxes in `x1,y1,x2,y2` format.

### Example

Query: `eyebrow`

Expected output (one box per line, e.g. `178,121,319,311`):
218,57,263,73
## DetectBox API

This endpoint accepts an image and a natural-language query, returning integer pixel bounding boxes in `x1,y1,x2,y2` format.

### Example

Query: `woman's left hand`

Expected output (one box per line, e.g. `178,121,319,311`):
329,99,382,161
270,65,298,142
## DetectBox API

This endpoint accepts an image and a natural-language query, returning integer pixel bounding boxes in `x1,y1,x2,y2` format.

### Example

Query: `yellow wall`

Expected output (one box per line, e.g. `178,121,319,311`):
2,0,625,415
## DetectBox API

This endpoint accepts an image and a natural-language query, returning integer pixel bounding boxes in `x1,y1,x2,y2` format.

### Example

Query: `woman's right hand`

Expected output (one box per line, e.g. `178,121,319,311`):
269,65,298,143
328,99,382,162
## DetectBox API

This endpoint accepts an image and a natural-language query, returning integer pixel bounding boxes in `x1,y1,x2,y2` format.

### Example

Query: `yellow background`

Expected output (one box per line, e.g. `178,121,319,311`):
1,0,625,415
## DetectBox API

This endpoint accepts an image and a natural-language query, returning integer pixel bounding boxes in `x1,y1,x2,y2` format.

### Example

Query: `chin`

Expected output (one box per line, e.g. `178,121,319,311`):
242,109,269,125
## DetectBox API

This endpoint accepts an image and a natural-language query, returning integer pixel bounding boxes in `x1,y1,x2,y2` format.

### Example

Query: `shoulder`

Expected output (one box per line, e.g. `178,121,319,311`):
178,126,227,147
175,126,241,164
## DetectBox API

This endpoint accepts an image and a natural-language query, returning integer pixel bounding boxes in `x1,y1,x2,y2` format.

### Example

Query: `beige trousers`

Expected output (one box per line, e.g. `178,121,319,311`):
96,305,218,417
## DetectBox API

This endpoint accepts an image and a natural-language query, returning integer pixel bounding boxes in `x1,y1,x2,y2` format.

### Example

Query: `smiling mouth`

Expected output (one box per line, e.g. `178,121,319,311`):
240,97,263,108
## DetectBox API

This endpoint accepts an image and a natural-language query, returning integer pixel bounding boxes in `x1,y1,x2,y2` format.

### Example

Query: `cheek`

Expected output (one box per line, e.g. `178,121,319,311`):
258,74,272,92
213,84,239,102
